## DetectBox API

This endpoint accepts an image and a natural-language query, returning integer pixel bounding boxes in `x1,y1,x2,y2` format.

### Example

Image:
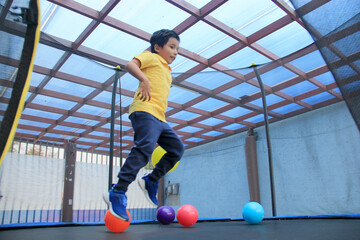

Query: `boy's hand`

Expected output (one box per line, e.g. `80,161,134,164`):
125,59,152,102
138,79,151,101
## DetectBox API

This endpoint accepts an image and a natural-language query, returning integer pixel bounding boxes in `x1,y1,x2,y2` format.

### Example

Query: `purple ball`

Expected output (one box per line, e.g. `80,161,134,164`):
156,206,175,225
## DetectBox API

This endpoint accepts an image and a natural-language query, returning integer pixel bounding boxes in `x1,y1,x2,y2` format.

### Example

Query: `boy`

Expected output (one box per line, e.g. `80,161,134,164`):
104,29,184,221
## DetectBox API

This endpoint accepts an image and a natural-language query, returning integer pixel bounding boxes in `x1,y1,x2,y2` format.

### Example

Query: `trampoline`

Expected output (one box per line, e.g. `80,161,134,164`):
1,0,360,239
1,218,360,240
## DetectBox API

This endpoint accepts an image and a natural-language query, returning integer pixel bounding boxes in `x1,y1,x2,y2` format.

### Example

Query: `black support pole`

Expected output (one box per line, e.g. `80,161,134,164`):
252,64,277,216
109,68,120,190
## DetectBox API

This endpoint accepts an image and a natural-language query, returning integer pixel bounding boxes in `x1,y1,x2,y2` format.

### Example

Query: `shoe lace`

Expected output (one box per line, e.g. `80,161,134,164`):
121,196,127,207
112,189,127,208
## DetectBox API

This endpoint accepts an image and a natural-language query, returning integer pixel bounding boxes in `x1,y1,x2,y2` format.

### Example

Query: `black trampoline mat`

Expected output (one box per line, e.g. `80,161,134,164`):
1,219,359,240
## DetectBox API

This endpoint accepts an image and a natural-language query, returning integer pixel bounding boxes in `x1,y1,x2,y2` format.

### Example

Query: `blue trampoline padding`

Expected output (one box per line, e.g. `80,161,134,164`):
231,214,360,221
0,222,78,229
0,219,156,229
197,218,231,222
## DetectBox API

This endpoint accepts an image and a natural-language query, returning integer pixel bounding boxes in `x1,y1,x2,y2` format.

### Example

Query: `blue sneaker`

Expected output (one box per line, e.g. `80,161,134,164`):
103,188,129,221
138,175,159,207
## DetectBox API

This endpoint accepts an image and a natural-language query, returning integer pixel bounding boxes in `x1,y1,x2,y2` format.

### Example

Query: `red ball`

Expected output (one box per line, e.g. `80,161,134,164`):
176,204,198,227
104,210,131,233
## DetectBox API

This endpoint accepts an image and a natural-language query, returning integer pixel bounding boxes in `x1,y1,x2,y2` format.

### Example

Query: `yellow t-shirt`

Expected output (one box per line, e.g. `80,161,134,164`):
128,51,172,122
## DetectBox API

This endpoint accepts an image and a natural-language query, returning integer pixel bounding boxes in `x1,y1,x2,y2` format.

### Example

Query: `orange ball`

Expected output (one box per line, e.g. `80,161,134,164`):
104,210,131,233
176,204,198,227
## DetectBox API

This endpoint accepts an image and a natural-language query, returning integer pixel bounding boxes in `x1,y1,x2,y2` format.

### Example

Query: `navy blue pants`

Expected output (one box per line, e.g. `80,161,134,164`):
116,111,184,192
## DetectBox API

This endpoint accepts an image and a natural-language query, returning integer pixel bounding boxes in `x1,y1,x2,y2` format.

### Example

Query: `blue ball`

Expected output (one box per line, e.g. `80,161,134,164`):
242,202,264,224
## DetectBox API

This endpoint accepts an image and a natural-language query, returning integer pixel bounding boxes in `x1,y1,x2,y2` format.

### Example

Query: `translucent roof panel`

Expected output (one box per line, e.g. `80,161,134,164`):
250,94,285,107
4,0,346,153
89,131,111,138
333,88,341,95
260,66,297,86
122,136,133,141
221,107,252,118
198,118,225,126
289,50,327,72
168,86,201,104
185,0,210,8
76,138,103,144
109,0,190,34
53,125,85,134
73,0,109,11
40,0,57,25
30,73,47,87
167,122,179,128
222,82,259,99
40,6,92,42
117,113,131,122
32,95,77,110
0,103,7,111
218,47,272,69
178,126,203,133
120,73,140,92
202,131,223,137
59,54,115,83
44,78,95,98
16,129,42,135
18,119,51,128
102,123,132,132
302,92,335,105
172,55,201,73
289,0,311,8
222,123,246,131
316,72,336,85
210,0,286,37
22,108,62,120
1,88,12,98
192,98,227,112
116,125,132,132
34,43,66,69
65,116,99,126
245,114,270,124
179,21,237,58
272,103,304,114
81,23,149,61
182,69,235,90
170,111,201,121
76,144,91,149
186,137,205,143
76,105,108,116
92,90,119,104
281,81,319,96
256,22,314,58
119,96,133,108
0,31,24,60
0,64,16,80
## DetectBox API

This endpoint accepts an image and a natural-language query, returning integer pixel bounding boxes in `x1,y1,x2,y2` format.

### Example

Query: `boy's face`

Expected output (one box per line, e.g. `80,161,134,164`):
154,37,179,64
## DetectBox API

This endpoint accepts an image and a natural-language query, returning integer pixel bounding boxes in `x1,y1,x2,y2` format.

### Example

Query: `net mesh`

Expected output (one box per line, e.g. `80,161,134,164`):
290,0,360,130
0,0,39,166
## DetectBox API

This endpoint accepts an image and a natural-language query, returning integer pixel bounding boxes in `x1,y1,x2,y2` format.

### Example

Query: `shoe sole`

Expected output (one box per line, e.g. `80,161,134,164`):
138,178,158,207
103,191,129,221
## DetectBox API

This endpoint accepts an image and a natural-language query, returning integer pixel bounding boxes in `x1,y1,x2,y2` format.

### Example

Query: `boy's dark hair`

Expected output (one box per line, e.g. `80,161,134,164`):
150,29,180,53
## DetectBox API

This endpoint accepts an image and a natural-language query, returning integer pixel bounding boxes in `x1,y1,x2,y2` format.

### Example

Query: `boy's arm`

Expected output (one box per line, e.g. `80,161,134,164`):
125,58,151,101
